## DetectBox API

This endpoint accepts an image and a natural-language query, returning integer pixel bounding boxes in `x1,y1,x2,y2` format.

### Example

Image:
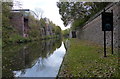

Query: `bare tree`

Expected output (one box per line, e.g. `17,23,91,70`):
13,0,23,9
34,8,44,20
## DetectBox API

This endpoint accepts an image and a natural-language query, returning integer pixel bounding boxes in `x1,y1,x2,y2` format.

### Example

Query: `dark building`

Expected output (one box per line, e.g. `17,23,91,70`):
72,31,76,38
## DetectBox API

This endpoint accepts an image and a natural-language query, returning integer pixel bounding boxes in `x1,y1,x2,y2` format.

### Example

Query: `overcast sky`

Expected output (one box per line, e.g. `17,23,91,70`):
13,0,70,30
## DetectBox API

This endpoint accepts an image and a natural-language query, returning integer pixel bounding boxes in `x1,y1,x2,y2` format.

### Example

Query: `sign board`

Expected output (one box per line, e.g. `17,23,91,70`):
102,12,113,31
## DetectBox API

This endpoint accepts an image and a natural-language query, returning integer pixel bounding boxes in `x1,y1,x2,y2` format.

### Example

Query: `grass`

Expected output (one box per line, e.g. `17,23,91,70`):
0,38,1,48
0,38,1,79
58,38,119,78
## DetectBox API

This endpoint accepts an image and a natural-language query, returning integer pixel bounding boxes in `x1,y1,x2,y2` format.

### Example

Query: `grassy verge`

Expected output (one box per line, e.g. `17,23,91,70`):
58,38,119,78
0,38,1,79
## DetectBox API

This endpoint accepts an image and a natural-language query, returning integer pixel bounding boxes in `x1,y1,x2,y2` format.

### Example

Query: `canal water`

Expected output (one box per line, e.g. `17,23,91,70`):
2,39,66,78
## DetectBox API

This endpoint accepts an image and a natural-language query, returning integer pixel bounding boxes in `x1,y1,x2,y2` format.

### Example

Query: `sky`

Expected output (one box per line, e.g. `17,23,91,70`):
13,0,71,30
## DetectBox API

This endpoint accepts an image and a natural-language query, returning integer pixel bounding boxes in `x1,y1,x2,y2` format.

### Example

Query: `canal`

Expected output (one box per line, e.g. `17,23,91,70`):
2,39,67,78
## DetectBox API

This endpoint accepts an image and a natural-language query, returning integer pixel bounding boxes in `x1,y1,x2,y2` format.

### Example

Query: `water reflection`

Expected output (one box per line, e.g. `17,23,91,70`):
2,39,66,78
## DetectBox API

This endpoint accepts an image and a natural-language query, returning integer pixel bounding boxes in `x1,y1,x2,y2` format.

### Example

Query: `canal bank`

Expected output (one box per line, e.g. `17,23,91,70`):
58,38,119,78
56,39,70,78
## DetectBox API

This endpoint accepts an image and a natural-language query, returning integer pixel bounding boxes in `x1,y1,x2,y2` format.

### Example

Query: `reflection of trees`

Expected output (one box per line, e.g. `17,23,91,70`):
2,38,62,78
36,38,62,71
2,44,28,78
36,58,45,71
21,69,26,76
41,38,62,58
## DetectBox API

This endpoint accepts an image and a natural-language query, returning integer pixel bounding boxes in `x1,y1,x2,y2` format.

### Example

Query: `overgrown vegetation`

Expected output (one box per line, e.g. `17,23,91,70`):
2,2,20,46
62,29,70,38
2,2,62,47
58,38,119,78
2,4,30,47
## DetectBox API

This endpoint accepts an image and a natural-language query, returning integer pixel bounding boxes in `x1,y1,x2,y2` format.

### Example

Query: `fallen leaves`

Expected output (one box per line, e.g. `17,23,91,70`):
58,39,118,78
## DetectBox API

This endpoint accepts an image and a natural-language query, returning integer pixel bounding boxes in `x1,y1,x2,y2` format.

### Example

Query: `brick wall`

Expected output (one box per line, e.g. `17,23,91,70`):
10,12,29,37
10,12,24,36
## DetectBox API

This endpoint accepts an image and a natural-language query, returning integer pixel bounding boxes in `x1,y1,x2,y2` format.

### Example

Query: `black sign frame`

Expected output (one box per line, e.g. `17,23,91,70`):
102,12,113,31
102,10,114,57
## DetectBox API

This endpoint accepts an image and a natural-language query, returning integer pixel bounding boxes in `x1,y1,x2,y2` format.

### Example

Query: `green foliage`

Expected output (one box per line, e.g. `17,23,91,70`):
2,2,13,27
62,29,70,38
40,18,46,28
2,2,16,46
72,19,86,30
2,3,33,46
0,38,2,49
27,13,62,40
57,2,86,26
71,15,90,30
57,2,110,30
28,14,41,39
91,2,110,14
8,34,31,43
2,2,62,46
55,26,62,35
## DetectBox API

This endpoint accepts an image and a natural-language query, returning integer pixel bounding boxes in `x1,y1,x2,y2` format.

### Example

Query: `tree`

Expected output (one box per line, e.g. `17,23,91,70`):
34,8,44,20
57,2,110,30
55,26,61,35
2,2,14,45
2,2,13,27
40,18,46,28
13,0,23,9
28,13,41,38
57,2,87,26
62,29,70,38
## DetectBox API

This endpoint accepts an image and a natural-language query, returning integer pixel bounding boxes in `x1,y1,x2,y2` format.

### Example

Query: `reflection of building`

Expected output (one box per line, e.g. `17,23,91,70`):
2,39,62,78
10,9,30,37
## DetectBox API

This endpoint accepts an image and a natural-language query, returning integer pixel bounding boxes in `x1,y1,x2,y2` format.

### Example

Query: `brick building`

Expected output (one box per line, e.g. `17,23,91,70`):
10,10,30,37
